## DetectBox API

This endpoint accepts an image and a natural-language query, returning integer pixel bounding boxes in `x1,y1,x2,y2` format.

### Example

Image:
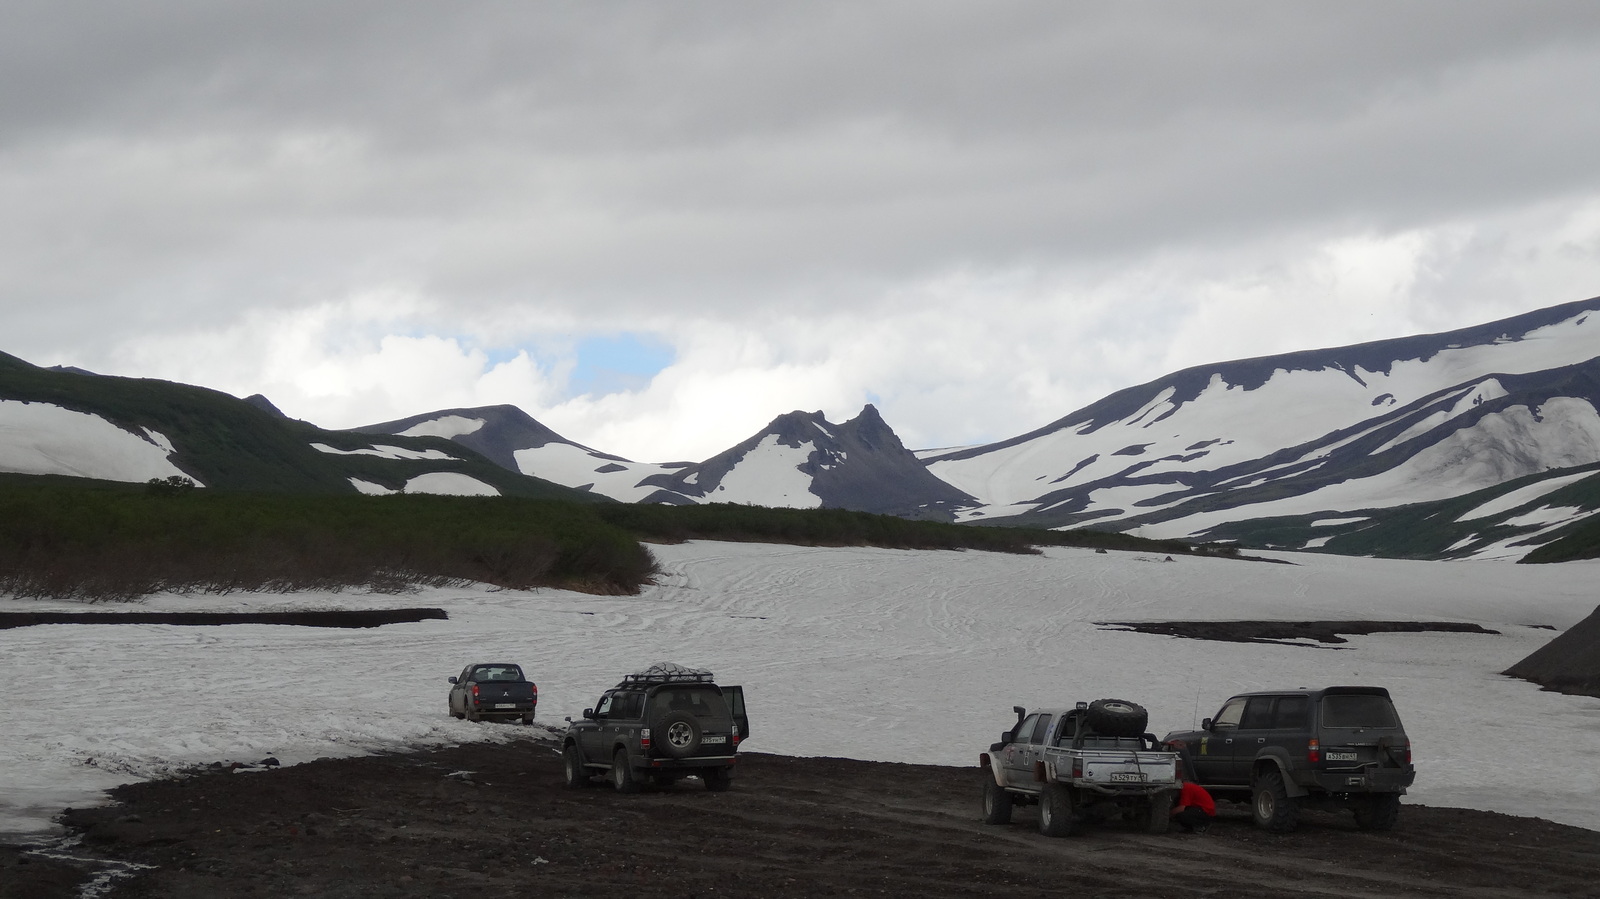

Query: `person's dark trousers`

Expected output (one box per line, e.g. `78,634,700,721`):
1173,806,1213,833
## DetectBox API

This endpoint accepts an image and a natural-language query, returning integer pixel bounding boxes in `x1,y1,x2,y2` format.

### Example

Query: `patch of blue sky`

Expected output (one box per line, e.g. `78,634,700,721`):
569,333,675,397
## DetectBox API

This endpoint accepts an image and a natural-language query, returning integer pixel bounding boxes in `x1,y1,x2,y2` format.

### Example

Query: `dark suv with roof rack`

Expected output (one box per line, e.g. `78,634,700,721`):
562,663,749,793
1162,686,1415,832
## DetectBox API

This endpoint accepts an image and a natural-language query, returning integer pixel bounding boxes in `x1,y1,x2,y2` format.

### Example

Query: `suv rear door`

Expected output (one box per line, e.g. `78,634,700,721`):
1317,689,1407,775
721,686,749,742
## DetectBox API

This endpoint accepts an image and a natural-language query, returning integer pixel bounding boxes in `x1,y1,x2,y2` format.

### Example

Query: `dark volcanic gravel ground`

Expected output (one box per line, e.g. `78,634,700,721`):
7,732,1600,898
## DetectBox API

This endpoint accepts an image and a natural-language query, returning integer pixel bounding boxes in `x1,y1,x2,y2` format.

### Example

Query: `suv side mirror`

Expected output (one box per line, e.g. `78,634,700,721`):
448,676,458,684
582,708,596,720
1201,717,1214,731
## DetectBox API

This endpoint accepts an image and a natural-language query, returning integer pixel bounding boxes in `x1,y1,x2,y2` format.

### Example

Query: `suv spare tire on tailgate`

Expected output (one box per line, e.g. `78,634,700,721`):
1085,699,1148,738
656,710,703,758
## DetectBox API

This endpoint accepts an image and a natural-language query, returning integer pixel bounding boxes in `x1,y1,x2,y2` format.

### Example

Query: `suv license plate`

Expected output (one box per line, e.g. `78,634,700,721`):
494,703,517,709
1325,751,1358,761
1109,773,1146,783
702,735,727,745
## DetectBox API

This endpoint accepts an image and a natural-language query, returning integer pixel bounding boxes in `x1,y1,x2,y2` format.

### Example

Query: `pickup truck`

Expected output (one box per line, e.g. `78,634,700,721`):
980,699,1179,837
447,662,538,724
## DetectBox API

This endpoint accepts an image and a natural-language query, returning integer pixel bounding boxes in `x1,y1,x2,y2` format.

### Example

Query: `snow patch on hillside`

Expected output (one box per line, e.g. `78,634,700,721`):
403,472,499,496
311,443,458,462
0,400,194,484
512,443,679,502
348,478,395,495
712,435,820,508
397,416,486,440
1458,471,1595,521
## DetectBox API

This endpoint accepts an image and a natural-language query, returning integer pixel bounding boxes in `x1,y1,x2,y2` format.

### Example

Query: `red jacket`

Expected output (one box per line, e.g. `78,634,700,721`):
1178,781,1216,816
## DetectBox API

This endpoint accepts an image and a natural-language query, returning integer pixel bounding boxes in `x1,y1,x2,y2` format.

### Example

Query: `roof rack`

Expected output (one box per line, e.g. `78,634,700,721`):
618,661,715,685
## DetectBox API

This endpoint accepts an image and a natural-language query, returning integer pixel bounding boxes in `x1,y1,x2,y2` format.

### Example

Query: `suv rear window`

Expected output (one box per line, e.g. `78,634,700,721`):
1322,694,1399,728
649,687,730,720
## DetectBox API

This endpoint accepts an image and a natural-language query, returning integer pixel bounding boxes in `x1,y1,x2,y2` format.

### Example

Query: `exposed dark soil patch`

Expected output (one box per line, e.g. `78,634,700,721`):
0,608,447,630
11,736,1600,898
1098,619,1501,646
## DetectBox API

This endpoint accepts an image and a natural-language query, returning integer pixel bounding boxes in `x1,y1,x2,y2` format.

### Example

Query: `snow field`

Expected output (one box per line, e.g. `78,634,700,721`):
1,543,1597,839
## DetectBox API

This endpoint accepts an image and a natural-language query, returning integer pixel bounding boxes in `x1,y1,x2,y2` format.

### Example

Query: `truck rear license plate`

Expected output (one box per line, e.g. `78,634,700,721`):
1109,773,1146,783
494,703,517,709
1325,751,1358,761
702,735,727,744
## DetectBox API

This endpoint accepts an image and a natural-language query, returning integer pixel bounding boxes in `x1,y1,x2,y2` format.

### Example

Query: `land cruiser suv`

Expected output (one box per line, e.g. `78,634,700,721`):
1162,686,1415,832
562,663,749,793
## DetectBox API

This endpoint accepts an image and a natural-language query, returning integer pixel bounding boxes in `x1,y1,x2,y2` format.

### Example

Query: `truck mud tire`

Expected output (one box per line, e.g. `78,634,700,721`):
1145,790,1173,834
656,711,703,759
1038,785,1076,838
611,750,641,794
981,776,1013,825
1353,792,1401,831
1252,769,1300,833
703,768,732,792
1085,699,1148,738
563,745,591,789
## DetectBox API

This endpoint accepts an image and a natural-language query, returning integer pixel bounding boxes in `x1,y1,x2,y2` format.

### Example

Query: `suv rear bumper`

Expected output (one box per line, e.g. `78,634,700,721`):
1302,766,1415,793
638,754,738,771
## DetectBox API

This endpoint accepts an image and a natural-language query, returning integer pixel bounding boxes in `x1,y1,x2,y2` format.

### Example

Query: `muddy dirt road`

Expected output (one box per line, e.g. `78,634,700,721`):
10,733,1600,898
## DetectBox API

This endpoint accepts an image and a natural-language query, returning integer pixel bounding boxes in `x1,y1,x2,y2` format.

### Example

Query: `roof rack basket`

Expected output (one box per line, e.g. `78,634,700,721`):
619,662,715,685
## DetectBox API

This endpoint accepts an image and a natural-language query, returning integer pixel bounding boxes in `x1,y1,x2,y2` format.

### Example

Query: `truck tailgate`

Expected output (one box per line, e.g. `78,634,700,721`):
1047,749,1177,786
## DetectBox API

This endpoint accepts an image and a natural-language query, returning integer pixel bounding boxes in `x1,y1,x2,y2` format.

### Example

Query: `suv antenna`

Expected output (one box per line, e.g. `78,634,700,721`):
1192,689,1200,729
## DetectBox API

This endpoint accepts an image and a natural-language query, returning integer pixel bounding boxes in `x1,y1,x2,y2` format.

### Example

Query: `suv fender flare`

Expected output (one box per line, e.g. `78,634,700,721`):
1253,754,1309,798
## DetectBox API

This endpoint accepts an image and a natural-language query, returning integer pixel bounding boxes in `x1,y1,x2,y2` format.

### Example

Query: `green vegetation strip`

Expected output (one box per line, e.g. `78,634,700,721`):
0,484,1223,601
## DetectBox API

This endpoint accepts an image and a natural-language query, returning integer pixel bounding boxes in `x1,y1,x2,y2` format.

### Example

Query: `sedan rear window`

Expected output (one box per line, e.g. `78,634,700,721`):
1322,694,1399,728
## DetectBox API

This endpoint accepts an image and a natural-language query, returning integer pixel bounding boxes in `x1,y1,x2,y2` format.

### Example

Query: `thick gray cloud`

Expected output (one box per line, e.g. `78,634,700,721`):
3,2,1600,457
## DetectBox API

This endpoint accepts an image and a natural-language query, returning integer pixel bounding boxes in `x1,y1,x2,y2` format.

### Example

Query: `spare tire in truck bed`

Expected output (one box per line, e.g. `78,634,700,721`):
1085,699,1148,737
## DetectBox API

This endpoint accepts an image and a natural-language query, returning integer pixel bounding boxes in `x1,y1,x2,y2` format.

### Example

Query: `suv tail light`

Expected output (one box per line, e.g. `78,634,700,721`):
640,727,652,751
732,723,741,746
1307,738,1321,764
1404,739,1412,765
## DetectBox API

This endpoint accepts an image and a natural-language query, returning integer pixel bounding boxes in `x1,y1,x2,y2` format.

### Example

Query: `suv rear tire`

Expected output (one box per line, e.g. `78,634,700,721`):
1353,793,1401,831
611,750,641,794
981,776,1013,825
1252,769,1299,833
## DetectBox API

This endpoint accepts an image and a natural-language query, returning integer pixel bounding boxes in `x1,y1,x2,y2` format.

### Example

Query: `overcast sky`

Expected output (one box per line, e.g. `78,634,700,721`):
5,2,1600,461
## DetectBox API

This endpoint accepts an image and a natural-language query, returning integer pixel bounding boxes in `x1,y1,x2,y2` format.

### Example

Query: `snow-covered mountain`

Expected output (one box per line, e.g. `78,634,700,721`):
923,297,1600,548
631,405,975,517
359,404,975,518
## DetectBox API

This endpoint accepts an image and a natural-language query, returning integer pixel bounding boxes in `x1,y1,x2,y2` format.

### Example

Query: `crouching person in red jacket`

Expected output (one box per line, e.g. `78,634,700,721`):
1171,775,1217,833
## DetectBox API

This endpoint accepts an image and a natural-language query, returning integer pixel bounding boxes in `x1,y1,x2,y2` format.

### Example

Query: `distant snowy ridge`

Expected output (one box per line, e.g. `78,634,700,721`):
923,296,1600,550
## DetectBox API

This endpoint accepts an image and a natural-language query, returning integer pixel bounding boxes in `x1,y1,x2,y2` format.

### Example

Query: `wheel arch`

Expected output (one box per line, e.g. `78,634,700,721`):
1252,753,1309,798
